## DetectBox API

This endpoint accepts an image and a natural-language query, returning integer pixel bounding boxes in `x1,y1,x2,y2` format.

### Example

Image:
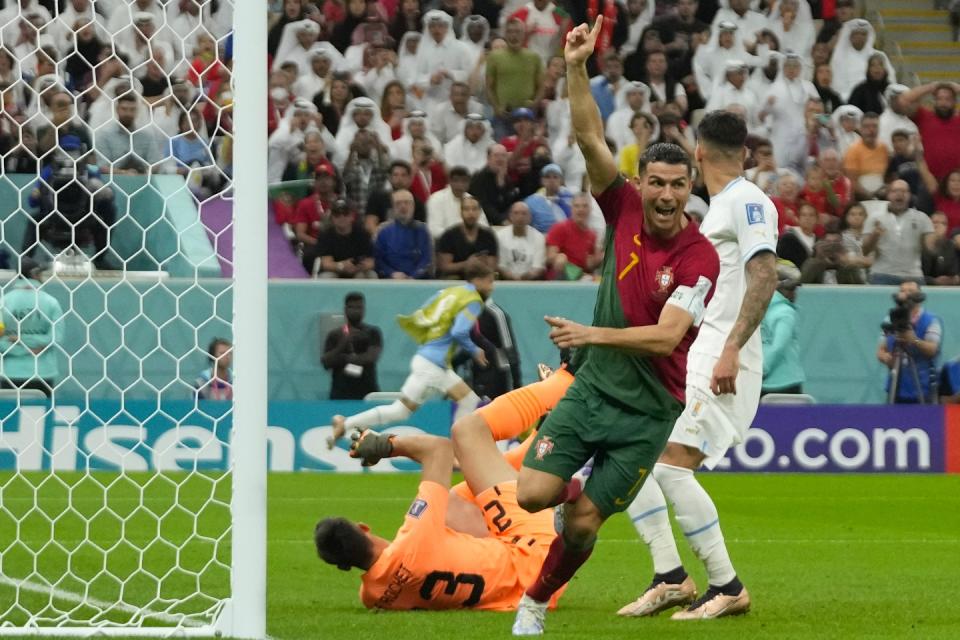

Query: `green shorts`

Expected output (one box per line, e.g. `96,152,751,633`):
522,378,680,518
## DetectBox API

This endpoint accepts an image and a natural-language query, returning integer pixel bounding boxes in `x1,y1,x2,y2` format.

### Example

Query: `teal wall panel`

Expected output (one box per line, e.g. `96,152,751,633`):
1,279,956,404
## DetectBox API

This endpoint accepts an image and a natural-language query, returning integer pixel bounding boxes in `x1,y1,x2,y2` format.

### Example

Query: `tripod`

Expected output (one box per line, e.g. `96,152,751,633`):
887,342,926,404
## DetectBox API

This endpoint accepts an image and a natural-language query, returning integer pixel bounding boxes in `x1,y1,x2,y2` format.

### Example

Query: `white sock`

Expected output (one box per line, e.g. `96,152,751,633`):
453,391,480,422
627,477,683,576
653,463,737,587
344,400,412,430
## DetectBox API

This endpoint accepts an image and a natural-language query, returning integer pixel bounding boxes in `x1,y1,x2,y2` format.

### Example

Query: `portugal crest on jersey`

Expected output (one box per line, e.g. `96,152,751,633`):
535,436,554,461
655,266,674,294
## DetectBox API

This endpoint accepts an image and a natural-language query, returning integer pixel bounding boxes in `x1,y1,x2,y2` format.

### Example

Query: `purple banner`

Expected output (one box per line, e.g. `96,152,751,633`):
715,405,945,473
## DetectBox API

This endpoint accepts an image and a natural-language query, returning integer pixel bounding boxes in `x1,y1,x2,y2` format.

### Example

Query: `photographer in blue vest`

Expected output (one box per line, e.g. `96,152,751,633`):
876,282,942,404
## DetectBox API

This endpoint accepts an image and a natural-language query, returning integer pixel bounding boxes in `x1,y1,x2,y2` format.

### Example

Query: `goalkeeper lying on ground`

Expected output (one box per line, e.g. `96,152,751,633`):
314,365,577,610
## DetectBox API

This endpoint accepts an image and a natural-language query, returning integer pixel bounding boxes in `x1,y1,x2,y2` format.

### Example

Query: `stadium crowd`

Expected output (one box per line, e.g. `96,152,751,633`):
267,0,960,286
0,1,956,284
0,0,234,268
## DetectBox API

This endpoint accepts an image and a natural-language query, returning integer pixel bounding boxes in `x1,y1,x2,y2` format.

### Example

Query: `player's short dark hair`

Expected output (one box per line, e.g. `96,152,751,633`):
314,517,373,571
465,261,494,282
638,142,692,176
861,111,880,122
891,129,910,141
345,292,364,305
698,110,748,154
449,166,471,180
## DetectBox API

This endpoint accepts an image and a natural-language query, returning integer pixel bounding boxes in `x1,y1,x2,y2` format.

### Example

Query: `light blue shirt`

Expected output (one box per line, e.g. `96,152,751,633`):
416,284,483,368
0,279,64,382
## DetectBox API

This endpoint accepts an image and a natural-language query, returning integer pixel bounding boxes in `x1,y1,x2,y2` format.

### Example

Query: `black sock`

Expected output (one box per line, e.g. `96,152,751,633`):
712,575,743,596
653,566,688,586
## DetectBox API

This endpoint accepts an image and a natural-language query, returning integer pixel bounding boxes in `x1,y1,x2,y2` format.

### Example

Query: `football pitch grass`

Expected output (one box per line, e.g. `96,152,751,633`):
1,472,959,638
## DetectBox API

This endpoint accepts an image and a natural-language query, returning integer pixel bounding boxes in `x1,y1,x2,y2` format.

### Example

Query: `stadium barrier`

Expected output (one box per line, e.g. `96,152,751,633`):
4,280,958,405
0,174,220,277
2,400,957,474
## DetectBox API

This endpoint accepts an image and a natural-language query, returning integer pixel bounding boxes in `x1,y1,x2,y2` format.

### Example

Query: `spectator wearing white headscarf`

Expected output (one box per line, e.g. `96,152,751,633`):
693,21,758,100
830,19,896,102
272,19,321,75
767,0,815,60
413,11,473,113
831,104,864,160
391,110,445,164
707,60,762,131
711,0,767,48
459,15,491,72
606,81,658,153
292,47,334,102
268,99,320,182
335,97,393,164
878,84,919,150
444,114,494,174
759,52,818,174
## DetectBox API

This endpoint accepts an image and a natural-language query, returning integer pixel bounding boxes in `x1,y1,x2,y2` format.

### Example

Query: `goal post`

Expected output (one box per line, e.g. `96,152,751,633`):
0,0,268,637
219,0,268,637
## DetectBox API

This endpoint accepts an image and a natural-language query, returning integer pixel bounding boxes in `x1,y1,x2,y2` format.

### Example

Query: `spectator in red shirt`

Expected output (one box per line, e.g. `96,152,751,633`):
291,166,338,247
802,148,852,219
409,138,448,203
772,172,804,235
901,81,960,182
501,107,548,182
545,193,601,279
919,158,960,232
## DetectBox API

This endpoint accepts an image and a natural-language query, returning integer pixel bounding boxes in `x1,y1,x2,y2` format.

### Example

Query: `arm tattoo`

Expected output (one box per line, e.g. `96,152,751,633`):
726,251,778,350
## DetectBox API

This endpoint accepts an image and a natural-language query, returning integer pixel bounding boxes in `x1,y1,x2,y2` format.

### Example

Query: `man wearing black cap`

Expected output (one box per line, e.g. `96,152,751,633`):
309,200,376,278
0,258,63,398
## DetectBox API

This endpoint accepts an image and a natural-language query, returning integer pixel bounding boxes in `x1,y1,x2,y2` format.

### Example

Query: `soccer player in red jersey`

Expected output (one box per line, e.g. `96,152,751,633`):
510,17,721,635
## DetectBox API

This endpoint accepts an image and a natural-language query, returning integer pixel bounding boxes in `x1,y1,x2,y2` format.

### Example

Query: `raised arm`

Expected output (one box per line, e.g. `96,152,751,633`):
565,17,618,193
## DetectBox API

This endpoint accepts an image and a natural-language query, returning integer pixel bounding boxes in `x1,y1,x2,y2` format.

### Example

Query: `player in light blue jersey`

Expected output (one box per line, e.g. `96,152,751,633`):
327,262,495,448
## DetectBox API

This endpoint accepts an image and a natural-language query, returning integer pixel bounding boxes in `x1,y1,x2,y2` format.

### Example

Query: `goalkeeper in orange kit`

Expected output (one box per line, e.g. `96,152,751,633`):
313,363,580,611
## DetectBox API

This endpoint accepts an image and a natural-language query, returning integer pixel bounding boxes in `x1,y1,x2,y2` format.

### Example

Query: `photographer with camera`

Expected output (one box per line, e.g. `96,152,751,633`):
876,282,942,404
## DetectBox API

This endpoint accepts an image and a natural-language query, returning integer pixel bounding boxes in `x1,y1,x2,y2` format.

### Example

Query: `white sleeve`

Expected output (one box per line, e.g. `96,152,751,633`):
666,275,713,326
733,195,778,262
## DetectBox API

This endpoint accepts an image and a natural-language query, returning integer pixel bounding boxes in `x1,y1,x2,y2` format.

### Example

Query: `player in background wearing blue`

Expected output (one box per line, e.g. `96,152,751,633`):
327,260,494,447
618,111,779,620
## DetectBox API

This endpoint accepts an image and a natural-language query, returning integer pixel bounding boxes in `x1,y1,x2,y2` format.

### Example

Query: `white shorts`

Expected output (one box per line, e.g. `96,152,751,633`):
399,354,465,405
668,352,762,469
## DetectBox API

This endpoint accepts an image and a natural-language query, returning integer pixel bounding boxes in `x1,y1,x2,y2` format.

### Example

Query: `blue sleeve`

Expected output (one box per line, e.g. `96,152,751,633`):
374,229,395,277
413,228,433,279
450,302,482,355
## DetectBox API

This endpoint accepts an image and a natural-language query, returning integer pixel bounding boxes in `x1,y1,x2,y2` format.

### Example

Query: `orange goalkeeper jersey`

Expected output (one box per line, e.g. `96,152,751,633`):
359,481,562,611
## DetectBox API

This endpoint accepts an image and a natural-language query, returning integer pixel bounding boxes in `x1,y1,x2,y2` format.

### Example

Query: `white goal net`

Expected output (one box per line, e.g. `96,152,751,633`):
0,1,266,636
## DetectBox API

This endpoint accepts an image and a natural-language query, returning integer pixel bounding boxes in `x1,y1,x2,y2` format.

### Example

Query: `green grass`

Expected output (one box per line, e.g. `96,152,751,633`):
2,472,960,638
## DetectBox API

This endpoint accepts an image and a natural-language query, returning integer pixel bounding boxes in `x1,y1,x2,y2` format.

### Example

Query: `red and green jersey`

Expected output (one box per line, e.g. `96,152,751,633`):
577,178,720,415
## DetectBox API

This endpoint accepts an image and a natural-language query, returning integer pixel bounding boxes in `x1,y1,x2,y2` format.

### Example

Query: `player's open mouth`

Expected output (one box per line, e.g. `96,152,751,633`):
654,205,676,218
